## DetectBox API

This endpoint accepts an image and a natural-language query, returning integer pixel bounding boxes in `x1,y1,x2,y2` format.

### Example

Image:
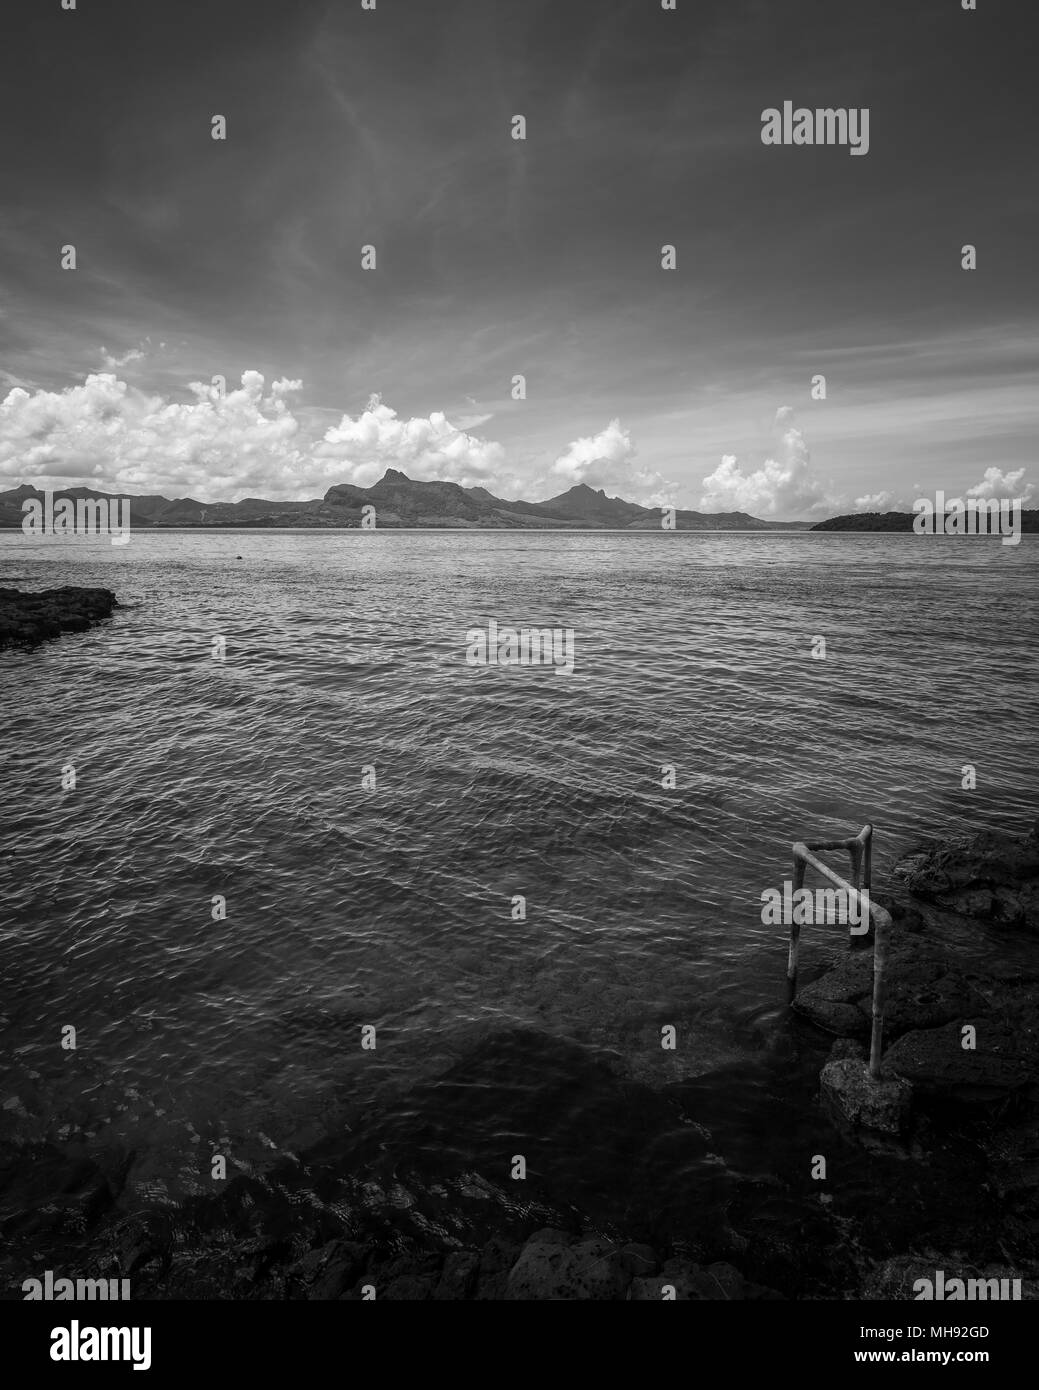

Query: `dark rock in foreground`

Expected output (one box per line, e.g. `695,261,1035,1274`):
862,1256,1039,1300
820,1058,913,1135
0,586,118,650
795,825,1039,1106
794,938,982,1040
894,828,1039,933
2,821,1036,1300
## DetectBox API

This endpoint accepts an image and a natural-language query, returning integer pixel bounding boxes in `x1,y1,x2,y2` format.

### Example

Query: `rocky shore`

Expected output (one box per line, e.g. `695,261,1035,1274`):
0,586,118,651
2,822,1037,1299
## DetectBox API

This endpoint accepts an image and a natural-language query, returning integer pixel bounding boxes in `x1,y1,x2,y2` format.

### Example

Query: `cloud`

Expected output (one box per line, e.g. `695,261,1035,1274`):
0,372,309,497
311,394,516,492
0,369,34,390
854,468,1034,514
699,407,836,518
548,418,676,504
853,491,898,511
101,346,145,370
0,375,526,499
966,466,1033,503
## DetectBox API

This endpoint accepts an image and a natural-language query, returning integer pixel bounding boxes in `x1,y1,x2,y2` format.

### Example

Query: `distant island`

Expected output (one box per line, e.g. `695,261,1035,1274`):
5,477,1036,534
812,509,1039,532
0,472,807,531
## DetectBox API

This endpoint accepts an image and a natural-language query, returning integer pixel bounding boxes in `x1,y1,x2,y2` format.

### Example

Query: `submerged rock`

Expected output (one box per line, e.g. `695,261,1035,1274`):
0,586,118,650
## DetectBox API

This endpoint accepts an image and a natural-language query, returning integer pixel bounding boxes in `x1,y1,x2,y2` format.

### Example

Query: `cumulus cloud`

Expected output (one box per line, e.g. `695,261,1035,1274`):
966,466,1033,503
855,468,1034,514
0,372,309,497
853,491,898,511
0,377,524,500
311,393,516,492
548,418,676,505
699,407,836,518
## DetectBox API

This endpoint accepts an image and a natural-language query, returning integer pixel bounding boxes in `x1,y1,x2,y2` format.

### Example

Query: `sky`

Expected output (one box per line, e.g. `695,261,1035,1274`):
0,0,1035,517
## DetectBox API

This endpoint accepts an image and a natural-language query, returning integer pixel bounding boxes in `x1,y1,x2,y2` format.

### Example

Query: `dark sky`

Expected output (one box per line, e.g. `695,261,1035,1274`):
0,0,1035,514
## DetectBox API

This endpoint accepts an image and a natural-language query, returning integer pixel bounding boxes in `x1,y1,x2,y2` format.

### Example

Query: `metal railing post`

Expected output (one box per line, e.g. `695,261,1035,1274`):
868,905,885,1081
786,824,889,1081
787,849,807,998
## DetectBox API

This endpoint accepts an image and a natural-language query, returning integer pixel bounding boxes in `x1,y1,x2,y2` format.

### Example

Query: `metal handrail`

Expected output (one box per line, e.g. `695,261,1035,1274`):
786,823,890,1080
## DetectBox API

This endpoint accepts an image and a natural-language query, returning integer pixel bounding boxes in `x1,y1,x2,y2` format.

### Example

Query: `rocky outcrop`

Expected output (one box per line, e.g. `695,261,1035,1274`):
862,1256,1038,1300
794,827,1039,1108
0,586,118,650
894,827,1039,933
882,1016,1039,1103
292,1227,781,1300
820,1058,913,1135
794,938,981,1041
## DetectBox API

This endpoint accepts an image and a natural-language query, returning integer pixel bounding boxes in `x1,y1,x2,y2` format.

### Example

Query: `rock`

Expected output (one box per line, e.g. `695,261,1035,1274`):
820,1059,913,1135
0,587,119,651
618,1242,659,1278
293,1239,365,1299
872,894,925,933
894,828,1039,932
382,1274,437,1300
883,1020,1038,1102
115,1212,171,1278
474,1238,522,1300
862,1256,1039,1300
794,940,980,1040
433,1251,480,1300
505,1233,631,1300
629,1259,747,1300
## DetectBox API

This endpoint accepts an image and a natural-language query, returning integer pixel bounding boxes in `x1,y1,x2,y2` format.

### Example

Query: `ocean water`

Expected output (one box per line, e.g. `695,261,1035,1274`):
1,530,1037,1245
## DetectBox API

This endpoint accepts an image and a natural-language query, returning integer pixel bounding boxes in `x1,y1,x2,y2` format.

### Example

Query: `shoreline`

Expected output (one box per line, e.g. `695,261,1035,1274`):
2,821,1036,1299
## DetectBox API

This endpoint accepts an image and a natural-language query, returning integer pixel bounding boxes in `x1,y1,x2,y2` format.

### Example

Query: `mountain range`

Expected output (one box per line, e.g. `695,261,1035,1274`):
0,472,808,530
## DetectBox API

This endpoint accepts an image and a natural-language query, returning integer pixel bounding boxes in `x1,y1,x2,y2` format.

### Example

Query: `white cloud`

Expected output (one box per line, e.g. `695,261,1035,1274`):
699,408,837,518
101,346,145,370
859,468,1035,515
0,377,525,500
965,466,1033,503
312,395,516,492
0,372,309,497
548,418,676,504
853,491,898,511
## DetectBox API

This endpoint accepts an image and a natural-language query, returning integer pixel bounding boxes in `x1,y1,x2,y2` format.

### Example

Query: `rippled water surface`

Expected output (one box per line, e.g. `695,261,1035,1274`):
2,530,1037,1218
